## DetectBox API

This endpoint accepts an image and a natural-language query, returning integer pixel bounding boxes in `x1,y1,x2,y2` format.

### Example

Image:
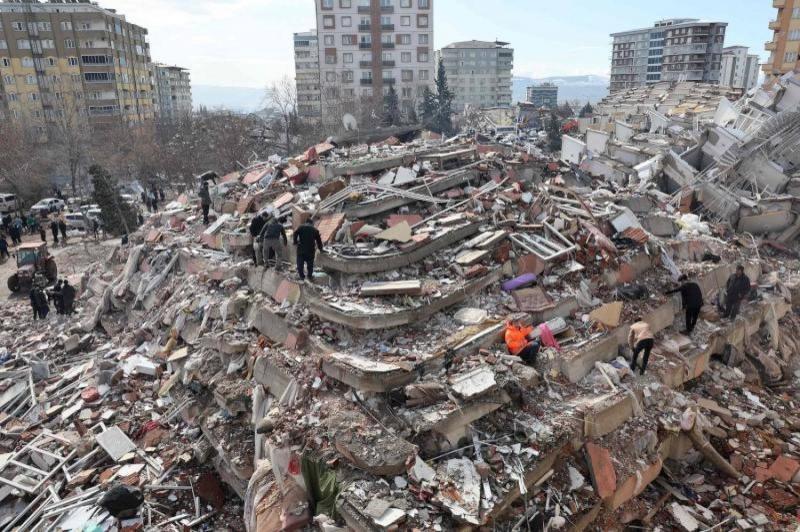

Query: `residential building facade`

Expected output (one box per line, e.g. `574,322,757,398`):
526,82,558,109
763,0,800,79
294,30,321,120
0,0,156,127
610,19,726,91
153,63,191,120
720,46,759,90
438,40,513,112
313,0,434,127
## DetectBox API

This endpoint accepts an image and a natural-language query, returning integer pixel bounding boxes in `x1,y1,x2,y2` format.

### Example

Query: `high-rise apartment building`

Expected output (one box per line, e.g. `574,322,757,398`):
526,82,558,109
294,30,321,120
0,0,156,127
610,19,727,91
153,63,191,120
763,0,800,79
438,40,513,112
313,0,434,126
720,46,759,90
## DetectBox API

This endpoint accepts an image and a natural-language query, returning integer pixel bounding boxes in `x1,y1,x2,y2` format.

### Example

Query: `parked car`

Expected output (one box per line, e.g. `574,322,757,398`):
64,212,87,230
0,193,18,214
30,198,65,216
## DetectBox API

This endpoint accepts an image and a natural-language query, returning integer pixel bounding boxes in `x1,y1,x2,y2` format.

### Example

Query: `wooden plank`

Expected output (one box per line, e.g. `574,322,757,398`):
360,280,423,297
456,249,490,266
477,230,509,250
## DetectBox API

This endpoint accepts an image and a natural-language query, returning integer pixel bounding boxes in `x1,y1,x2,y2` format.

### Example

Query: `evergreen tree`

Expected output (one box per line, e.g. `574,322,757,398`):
383,85,401,126
434,59,454,135
407,105,418,125
419,86,437,129
579,102,594,118
90,165,139,236
547,112,562,152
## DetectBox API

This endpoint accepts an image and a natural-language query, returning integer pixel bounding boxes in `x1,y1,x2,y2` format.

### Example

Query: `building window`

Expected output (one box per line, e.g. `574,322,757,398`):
418,51,429,62
326,71,337,81
22,57,33,67
41,40,55,49
25,74,35,84
401,16,411,26
38,22,52,31
402,87,412,98
324,35,335,45
419,0,429,7
65,39,76,48
61,21,73,31
342,35,356,45
342,70,354,81
322,0,334,8
401,70,413,81
343,52,353,63
0,41,6,50
340,0,351,6
401,0,411,6
325,53,337,64
398,34,411,45
785,51,798,63
17,39,31,50
417,14,429,27
380,0,393,6
3,75,12,83
29,92,38,102
11,22,24,31
793,7,800,18
8,93,17,102
323,15,335,28
47,57,56,66
419,69,429,80
342,16,352,27
418,34,429,44
789,29,800,41
400,52,411,63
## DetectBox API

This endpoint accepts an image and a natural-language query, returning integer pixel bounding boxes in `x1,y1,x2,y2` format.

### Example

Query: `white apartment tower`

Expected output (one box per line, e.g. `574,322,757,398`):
439,40,513,112
720,46,759,91
154,64,192,120
313,0,434,127
294,31,321,120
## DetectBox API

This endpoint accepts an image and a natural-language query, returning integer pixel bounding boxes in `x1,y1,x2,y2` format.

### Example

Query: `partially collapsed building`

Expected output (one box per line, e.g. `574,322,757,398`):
2,76,800,531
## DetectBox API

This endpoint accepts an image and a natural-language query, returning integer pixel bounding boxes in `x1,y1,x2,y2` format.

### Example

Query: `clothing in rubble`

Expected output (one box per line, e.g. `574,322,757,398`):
504,321,540,366
293,220,323,281
259,218,288,269
666,277,704,334
628,320,654,375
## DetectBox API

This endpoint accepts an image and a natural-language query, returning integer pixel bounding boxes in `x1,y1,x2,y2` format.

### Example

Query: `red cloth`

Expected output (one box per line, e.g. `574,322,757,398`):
538,322,561,352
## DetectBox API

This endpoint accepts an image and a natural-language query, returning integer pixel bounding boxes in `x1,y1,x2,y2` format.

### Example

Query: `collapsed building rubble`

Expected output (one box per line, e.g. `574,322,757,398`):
2,81,800,531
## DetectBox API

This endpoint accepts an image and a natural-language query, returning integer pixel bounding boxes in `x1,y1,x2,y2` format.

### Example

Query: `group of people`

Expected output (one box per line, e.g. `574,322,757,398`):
1,213,25,246
248,213,324,281
141,187,165,214
502,265,753,378
30,279,76,320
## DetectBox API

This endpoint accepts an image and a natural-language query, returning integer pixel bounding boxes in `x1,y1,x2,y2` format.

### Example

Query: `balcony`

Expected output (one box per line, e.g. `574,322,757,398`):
766,40,777,51
380,6,394,13
769,20,781,30
381,77,396,84
359,42,373,49
360,78,373,85
381,42,395,49
359,60,373,68
357,6,371,13
381,24,394,31
382,60,395,67
358,23,371,31
774,0,785,7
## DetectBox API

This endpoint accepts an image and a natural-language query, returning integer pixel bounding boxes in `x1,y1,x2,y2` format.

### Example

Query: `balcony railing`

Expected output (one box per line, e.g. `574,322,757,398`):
380,6,394,13
381,77,396,84
358,24,371,31
382,60,395,67
765,41,777,51
357,6,371,13
774,0,785,7
360,78,373,85
359,42,373,49
359,60,373,68
769,20,781,30
381,24,394,30
381,42,395,49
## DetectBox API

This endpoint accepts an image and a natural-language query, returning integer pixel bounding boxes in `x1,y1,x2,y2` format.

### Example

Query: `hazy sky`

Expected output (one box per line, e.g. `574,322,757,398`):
101,0,775,88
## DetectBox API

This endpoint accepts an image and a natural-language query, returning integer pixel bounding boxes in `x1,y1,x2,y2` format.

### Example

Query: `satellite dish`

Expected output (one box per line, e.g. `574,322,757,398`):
342,113,358,131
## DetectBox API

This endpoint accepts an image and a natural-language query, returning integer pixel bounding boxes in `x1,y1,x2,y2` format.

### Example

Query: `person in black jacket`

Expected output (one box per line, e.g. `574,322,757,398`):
50,218,59,245
293,219,323,281
723,265,751,320
249,213,266,265
259,217,288,269
30,287,49,320
198,182,211,225
61,279,76,315
666,274,704,335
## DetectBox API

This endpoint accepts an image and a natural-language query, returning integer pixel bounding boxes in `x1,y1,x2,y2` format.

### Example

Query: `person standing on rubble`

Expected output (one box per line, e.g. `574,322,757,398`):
504,320,541,366
723,265,751,320
260,217,288,270
249,213,266,265
665,274,704,335
61,280,76,315
49,280,64,314
293,218,323,281
30,287,49,320
49,217,59,245
198,181,211,225
628,318,654,376
58,214,68,244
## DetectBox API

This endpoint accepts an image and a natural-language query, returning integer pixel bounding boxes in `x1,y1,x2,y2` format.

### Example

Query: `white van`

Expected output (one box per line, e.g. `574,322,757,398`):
0,193,18,214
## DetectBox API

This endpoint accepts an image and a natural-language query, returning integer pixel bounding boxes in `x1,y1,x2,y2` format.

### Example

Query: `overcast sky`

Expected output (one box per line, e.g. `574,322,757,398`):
101,0,775,88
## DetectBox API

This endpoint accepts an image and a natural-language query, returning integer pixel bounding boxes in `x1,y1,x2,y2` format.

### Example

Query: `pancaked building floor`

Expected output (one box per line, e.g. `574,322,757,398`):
2,79,800,532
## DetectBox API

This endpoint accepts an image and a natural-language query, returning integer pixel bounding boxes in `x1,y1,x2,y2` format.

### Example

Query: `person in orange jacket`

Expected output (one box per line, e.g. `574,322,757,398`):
504,320,541,366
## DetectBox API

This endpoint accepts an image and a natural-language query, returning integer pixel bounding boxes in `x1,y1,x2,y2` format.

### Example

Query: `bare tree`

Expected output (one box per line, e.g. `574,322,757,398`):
0,120,51,203
265,76,297,156
48,77,92,198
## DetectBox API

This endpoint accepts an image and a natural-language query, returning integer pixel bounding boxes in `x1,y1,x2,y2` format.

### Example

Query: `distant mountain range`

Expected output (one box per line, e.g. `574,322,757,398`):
512,75,609,105
192,75,610,113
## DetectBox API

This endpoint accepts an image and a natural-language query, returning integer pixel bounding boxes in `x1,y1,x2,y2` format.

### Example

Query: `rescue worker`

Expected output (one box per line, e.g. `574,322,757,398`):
249,213,266,265
260,216,288,270
665,274,704,335
293,218,323,281
723,265,751,320
628,318,654,375
61,279,76,315
198,181,211,225
49,280,64,314
504,320,541,366
30,287,49,320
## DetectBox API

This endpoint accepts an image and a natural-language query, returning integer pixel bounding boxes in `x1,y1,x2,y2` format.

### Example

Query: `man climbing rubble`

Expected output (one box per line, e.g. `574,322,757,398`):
259,216,288,270
628,318,654,376
293,218,323,282
665,274,704,335
723,265,751,321
504,320,541,366
199,181,212,225
249,213,266,265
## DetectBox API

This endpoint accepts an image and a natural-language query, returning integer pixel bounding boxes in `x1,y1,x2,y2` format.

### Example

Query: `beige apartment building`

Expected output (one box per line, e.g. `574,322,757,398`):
313,0,434,127
438,40,513,112
154,63,192,121
0,0,155,128
294,30,321,120
764,0,800,79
